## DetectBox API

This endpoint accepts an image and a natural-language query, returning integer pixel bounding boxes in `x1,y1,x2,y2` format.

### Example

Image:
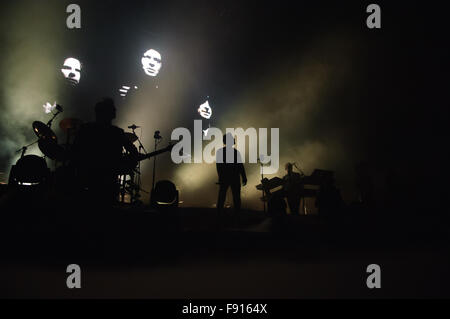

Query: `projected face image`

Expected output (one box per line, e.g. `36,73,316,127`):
198,101,212,119
61,57,81,85
141,49,162,77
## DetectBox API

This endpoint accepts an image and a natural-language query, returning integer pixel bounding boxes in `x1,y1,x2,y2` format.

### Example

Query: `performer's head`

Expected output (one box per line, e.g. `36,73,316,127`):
285,162,293,173
95,98,116,124
223,133,235,146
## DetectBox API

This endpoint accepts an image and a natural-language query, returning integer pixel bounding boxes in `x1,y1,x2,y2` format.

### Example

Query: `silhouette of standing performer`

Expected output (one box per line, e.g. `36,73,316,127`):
216,133,247,225
71,98,138,205
282,162,303,215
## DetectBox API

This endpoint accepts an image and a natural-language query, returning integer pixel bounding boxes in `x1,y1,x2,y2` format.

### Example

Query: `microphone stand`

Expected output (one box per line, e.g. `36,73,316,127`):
293,162,305,177
131,127,148,204
293,162,306,214
259,158,266,214
151,131,162,192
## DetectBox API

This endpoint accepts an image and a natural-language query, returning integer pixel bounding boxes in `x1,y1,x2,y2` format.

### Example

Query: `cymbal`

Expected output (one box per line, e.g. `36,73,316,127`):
38,139,66,161
32,121,57,142
59,118,83,132
124,132,138,143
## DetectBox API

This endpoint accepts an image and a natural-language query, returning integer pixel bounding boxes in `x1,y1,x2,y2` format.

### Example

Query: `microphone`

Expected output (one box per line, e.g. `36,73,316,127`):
154,130,162,139
128,124,140,130
55,104,63,112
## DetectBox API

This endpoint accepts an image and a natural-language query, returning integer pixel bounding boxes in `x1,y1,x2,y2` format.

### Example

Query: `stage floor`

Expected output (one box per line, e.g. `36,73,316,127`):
1,206,449,298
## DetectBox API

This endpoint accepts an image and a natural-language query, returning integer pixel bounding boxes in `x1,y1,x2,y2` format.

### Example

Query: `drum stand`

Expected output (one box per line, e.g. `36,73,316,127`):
119,127,149,204
118,154,138,204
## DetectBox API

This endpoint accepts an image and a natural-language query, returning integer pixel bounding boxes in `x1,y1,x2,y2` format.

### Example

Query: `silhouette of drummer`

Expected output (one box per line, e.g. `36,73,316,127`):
71,98,138,204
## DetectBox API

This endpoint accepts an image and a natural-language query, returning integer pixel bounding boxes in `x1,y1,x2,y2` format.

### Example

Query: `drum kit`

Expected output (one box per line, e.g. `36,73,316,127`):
9,106,143,204
10,106,82,186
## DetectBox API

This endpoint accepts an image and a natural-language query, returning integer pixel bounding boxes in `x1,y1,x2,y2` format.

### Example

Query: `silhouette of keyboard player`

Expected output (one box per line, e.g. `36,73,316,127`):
71,98,138,204
216,133,247,222
282,162,303,215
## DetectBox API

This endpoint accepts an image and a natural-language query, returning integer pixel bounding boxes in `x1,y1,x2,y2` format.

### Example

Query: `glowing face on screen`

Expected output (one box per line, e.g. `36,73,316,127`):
141,49,162,77
61,58,81,85
198,101,212,119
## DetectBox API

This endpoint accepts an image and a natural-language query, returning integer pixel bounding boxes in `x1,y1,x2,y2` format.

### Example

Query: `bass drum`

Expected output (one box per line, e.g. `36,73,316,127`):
9,155,50,186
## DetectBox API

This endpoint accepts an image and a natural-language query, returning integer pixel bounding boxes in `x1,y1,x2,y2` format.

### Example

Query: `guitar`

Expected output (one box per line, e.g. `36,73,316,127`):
118,143,175,174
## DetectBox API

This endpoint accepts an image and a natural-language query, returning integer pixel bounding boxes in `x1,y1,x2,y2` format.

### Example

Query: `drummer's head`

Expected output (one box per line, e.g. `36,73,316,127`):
95,98,116,123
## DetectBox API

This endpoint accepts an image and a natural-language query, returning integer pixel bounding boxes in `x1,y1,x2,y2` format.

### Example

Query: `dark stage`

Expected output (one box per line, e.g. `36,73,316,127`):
1,204,449,299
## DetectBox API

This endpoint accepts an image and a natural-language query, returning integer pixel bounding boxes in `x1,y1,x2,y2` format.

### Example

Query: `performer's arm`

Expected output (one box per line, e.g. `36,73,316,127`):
239,163,247,186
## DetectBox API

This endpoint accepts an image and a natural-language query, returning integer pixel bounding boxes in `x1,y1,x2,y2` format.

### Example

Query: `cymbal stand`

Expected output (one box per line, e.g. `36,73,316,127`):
46,108,62,128
16,140,39,158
